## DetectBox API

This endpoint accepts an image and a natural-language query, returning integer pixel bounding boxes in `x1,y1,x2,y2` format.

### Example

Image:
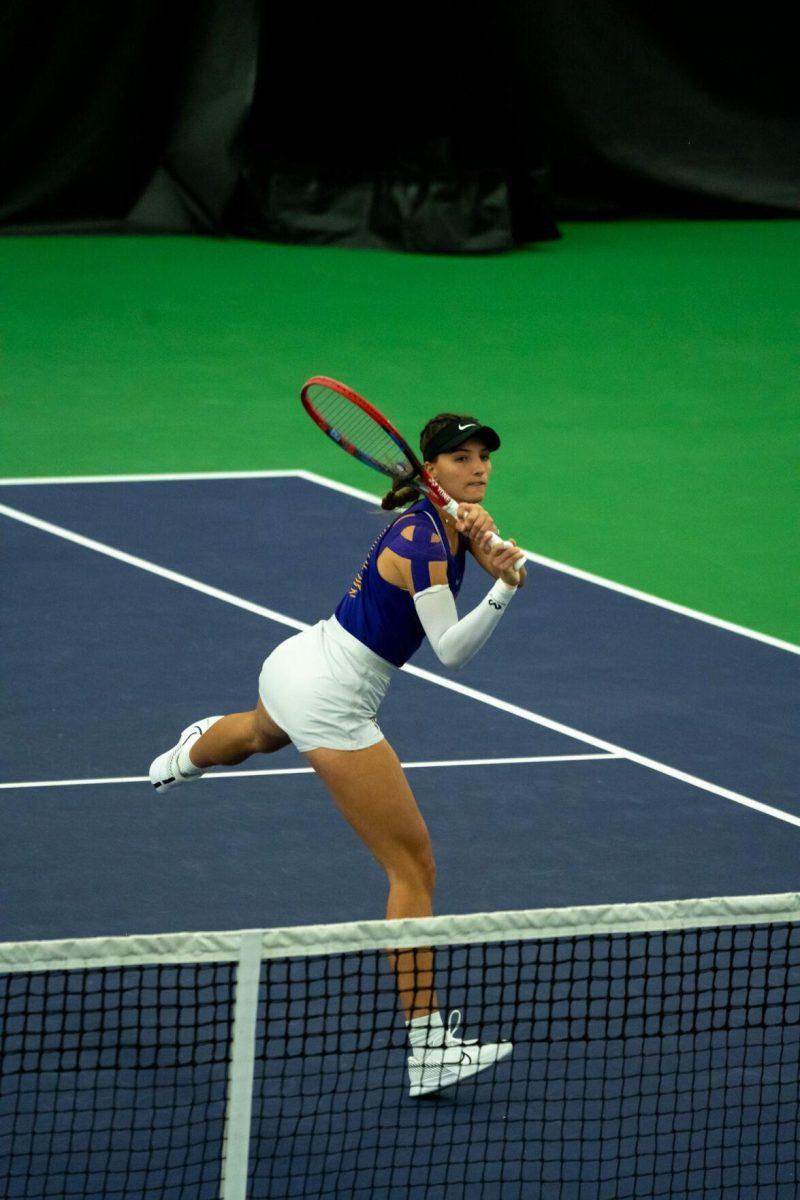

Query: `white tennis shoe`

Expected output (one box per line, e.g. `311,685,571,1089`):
149,716,223,792
407,1010,512,1098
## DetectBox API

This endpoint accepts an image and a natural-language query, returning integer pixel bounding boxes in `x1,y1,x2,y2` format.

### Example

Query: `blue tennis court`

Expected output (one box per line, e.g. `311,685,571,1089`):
1,472,799,1200
2,472,797,942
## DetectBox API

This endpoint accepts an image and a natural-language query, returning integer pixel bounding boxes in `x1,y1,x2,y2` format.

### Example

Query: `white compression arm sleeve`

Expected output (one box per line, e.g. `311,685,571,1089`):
413,579,518,669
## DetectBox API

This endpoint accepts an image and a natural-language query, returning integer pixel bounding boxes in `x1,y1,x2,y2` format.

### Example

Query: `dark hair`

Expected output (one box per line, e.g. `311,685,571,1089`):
380,412,479,510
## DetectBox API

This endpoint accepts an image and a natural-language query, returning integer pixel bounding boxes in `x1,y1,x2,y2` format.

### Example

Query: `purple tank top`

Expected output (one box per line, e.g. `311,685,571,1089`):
334,497,466,668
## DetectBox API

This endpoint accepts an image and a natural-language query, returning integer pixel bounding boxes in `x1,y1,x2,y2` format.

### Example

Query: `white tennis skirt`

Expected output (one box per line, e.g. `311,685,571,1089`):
258,616,395,753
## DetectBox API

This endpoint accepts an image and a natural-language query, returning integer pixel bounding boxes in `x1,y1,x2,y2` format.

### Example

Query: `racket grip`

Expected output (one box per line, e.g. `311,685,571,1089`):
485,530,527,573
444,502,526,572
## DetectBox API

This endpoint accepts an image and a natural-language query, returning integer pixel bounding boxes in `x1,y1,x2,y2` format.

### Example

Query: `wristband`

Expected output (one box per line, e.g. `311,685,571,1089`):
488,578,518,608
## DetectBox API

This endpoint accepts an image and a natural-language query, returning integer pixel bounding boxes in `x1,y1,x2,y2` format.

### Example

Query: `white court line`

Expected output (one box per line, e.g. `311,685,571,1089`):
0,753,620,791
294,471,800,656
3,501,798,829
0,502,307,635
1,467,796,655
0,470,299,486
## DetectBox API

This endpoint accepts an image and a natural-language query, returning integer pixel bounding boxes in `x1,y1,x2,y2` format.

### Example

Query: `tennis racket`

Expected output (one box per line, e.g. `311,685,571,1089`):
300,376,526,570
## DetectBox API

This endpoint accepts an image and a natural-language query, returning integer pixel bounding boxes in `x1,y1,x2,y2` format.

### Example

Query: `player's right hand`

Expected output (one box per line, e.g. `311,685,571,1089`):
484,535,526,588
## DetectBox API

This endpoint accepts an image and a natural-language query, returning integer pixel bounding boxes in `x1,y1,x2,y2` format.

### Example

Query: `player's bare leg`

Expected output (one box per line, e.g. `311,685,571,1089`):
305,737,512,1096
149,700,289,791
305,738,438,1020
190,700,290,766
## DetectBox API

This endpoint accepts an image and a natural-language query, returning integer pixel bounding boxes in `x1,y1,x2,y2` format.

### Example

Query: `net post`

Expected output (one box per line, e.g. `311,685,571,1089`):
220,930,262,1200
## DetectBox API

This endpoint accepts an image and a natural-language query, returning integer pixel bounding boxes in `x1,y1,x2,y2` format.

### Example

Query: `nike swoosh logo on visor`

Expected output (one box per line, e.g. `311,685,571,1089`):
457,423,477,431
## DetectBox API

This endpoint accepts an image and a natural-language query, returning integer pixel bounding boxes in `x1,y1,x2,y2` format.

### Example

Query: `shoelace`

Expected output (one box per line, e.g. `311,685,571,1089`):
443,1009,478,1047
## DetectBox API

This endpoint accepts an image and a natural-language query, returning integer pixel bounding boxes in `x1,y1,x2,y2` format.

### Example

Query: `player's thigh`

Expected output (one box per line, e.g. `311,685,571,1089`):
254,698,291,750
305,740,435,883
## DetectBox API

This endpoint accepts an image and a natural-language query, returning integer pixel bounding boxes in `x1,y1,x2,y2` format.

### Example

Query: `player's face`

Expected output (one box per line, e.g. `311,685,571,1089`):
427,438,492,503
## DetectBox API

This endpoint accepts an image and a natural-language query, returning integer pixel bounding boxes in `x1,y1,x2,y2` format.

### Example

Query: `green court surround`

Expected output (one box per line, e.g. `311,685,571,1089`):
2,222,797,643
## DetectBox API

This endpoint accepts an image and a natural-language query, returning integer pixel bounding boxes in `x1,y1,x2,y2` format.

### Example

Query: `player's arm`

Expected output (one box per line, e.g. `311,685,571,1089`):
458,503,527,588
467,530,527,587
377,525,521,670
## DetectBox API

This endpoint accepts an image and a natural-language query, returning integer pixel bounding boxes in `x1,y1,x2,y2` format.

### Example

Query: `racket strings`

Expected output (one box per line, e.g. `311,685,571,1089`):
307,384,415,478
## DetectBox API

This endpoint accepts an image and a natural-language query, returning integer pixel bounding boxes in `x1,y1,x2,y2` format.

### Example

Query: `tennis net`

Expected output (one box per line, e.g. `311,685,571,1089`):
1,892,798,1199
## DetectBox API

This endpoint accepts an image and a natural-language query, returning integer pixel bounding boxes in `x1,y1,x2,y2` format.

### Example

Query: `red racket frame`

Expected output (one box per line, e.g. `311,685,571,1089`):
301,375,526,570
300,375,452,510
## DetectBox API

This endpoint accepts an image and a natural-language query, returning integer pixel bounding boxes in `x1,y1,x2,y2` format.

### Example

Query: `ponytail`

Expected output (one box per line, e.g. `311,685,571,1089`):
380,479,420,510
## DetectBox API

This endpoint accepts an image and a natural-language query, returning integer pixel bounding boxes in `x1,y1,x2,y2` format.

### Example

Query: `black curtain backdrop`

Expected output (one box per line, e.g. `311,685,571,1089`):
1,1,797,253
517,1,800,218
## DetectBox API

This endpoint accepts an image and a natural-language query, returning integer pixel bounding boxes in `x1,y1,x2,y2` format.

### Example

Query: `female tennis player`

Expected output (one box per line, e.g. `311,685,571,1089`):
149,413,525,1097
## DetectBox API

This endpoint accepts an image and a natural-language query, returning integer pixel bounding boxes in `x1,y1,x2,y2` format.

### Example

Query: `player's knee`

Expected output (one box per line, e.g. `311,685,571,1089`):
249,708,280,752
414,836,437,896
252,701,288,753
250,727,274,753
421,853,437,897
394,845,436,898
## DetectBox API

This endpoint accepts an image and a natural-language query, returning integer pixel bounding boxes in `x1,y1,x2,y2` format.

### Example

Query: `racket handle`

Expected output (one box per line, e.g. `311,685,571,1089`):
443,500,527,573
486,530,527,573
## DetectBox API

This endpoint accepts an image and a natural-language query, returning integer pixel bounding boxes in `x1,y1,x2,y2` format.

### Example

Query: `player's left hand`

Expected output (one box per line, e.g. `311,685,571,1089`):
455,503,497,542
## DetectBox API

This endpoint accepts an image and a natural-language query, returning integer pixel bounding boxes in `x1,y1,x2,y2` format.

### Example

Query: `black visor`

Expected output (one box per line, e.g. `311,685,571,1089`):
423,419,501,460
